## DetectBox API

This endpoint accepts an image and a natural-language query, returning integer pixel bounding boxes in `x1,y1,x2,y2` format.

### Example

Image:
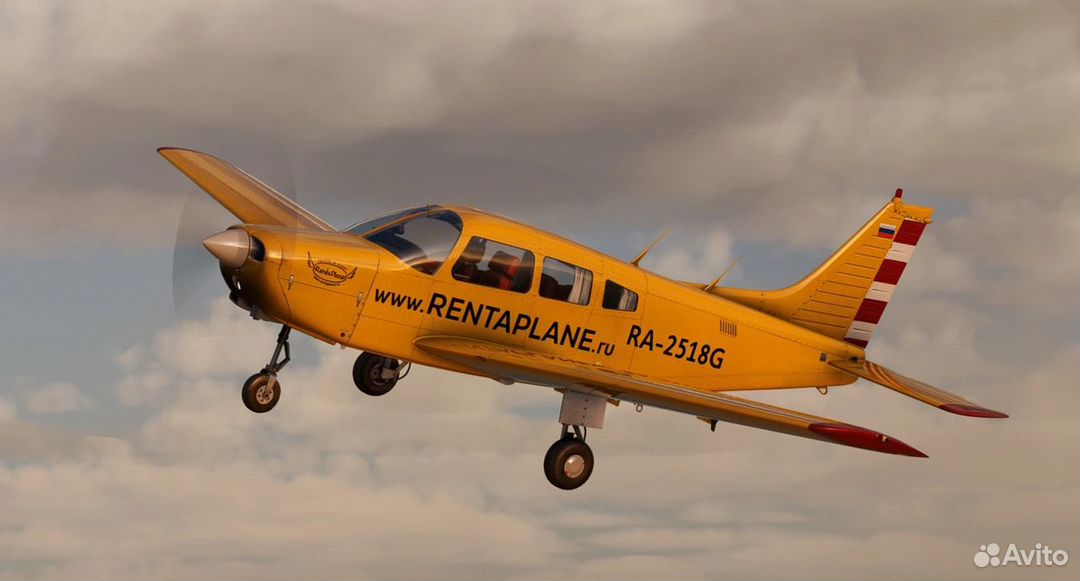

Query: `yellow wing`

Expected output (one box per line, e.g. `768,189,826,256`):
414,336,927,457
158,147,334,231
830,359,1008,418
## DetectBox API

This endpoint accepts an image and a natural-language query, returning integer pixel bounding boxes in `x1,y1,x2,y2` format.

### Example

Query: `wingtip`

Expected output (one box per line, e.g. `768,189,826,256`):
157,146,215,159
939,403,1009,419
808,422,928,458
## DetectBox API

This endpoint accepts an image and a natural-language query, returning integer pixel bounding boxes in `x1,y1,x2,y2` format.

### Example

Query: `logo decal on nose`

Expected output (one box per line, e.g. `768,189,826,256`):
307,252,357,286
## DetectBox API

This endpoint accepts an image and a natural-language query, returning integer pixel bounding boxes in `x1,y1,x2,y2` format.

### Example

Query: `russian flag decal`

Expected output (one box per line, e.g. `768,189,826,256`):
877,223,897,239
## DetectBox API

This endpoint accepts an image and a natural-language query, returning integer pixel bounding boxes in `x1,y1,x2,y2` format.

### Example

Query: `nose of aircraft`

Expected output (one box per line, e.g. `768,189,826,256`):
202,229,251,268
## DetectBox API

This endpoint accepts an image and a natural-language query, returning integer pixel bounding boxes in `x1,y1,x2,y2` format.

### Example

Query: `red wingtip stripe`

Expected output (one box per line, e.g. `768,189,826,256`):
894,220,926,246
853,298,889,325
939,404,1009,419
808,423,928,457
873,259,908,285
844,337,869,348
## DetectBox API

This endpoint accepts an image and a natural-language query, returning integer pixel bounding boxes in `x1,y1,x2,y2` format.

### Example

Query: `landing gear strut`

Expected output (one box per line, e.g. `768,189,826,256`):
352,351,405,396
542,389,606,489
544,424,594,490
241,325,291,413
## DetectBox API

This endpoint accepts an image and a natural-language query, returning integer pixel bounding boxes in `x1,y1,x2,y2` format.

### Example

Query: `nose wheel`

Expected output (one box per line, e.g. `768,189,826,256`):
241,325,291,413
353,352,406,396
241,372,281,413
544,425,594,490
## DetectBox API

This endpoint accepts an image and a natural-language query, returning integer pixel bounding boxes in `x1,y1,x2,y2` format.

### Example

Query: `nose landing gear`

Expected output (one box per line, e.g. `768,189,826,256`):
241,325,291,413
352,351,407,396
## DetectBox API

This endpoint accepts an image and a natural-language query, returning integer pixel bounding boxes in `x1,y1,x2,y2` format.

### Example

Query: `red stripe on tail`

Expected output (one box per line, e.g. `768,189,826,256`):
873,259,907,285
894,220,926,246
854,298,888,325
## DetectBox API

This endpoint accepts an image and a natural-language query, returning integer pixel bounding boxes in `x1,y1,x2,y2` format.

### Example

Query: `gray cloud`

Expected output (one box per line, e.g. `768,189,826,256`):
2,1,1075,249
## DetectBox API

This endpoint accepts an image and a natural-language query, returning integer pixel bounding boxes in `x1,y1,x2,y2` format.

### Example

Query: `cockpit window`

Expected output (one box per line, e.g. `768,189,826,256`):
365,210,463,274
345,206,429,235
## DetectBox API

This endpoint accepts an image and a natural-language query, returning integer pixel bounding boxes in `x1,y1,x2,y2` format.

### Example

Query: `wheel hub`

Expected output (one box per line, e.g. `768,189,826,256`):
563,454,586,479
368,364,388,386
254,380,274,405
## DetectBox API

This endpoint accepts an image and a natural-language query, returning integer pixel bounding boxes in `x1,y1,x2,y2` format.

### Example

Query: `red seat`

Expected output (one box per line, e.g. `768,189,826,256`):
480,251,520,290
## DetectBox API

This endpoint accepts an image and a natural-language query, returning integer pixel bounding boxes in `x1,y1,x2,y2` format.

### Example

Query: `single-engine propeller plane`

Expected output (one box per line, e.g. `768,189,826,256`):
160,147,1007,490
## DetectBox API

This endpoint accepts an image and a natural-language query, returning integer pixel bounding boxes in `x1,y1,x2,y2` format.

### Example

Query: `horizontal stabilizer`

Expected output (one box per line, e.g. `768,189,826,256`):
830,359,1007,418
158,147,334,231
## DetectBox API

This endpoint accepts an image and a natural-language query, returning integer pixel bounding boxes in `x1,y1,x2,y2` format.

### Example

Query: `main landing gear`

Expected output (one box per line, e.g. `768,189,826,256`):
352,351,408,396
544,389,607,490
544,425,594,490
241,325,291,413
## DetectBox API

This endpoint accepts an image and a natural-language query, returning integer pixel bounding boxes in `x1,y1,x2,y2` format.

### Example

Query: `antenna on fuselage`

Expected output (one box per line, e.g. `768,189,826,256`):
630,230,668,267
701,256,742,292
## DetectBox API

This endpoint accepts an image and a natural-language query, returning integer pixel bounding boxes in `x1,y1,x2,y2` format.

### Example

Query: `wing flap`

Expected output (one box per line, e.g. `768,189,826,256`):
830,359,1007,418
158,147,334,231
415,336,926,457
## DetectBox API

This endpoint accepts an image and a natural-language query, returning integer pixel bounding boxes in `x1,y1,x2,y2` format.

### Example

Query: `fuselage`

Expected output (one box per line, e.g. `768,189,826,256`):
229,205,861,393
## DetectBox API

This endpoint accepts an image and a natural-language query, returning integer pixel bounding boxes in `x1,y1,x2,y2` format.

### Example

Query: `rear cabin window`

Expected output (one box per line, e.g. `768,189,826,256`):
451,237,534,293
365,210,463,274
539,257,592,305
602,280,639,311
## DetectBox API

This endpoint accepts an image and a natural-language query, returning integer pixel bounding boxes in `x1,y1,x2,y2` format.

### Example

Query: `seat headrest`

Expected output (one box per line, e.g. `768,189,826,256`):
488,250,520,277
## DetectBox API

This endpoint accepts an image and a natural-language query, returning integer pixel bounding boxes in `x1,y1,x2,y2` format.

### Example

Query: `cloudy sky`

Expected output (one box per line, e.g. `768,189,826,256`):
1,1,1077,579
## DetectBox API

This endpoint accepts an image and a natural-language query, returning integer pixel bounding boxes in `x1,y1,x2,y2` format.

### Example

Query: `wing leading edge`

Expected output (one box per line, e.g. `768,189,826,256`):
414,336,927,457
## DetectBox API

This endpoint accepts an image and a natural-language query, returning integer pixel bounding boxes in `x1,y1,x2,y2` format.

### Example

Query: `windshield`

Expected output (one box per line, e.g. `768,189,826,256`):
365,210,463,274
345,206,430,235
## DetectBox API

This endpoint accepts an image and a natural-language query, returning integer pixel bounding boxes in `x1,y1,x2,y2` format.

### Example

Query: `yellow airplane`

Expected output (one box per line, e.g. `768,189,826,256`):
160,147,1007,490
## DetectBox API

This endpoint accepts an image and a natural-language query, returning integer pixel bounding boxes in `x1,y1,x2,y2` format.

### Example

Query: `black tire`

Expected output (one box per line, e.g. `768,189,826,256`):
352,352,397,396
241,372,280,413
543,437,594,490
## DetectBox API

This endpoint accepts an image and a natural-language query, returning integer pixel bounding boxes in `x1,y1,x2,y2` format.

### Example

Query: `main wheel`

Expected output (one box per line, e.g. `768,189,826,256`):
241,372,280,413
352,352,398,396
543,437,594,490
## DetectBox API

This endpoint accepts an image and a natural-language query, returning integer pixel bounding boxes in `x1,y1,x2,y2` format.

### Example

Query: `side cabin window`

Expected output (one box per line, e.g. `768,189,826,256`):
602,280,639,312
539,257,592,306
365,210,463,274
451,237,534,293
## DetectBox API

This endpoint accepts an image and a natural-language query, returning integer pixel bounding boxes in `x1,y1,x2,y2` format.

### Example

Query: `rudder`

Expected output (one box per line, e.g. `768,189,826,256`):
709,190,932,348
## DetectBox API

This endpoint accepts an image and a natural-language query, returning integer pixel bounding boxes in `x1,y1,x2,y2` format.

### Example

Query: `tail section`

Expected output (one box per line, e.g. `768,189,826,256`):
710,190,932,348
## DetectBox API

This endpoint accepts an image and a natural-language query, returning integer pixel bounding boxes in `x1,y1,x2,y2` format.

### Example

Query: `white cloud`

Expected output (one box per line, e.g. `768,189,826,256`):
0,397,15,421
0,297,1072,578
642,227,735,282
18,382,93,414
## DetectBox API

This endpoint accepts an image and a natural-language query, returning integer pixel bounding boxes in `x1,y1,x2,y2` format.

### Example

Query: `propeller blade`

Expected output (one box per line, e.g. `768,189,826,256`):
170,146,298,321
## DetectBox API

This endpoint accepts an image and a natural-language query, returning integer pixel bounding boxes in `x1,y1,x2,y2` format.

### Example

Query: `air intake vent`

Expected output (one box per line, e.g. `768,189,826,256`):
719,319,738,337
